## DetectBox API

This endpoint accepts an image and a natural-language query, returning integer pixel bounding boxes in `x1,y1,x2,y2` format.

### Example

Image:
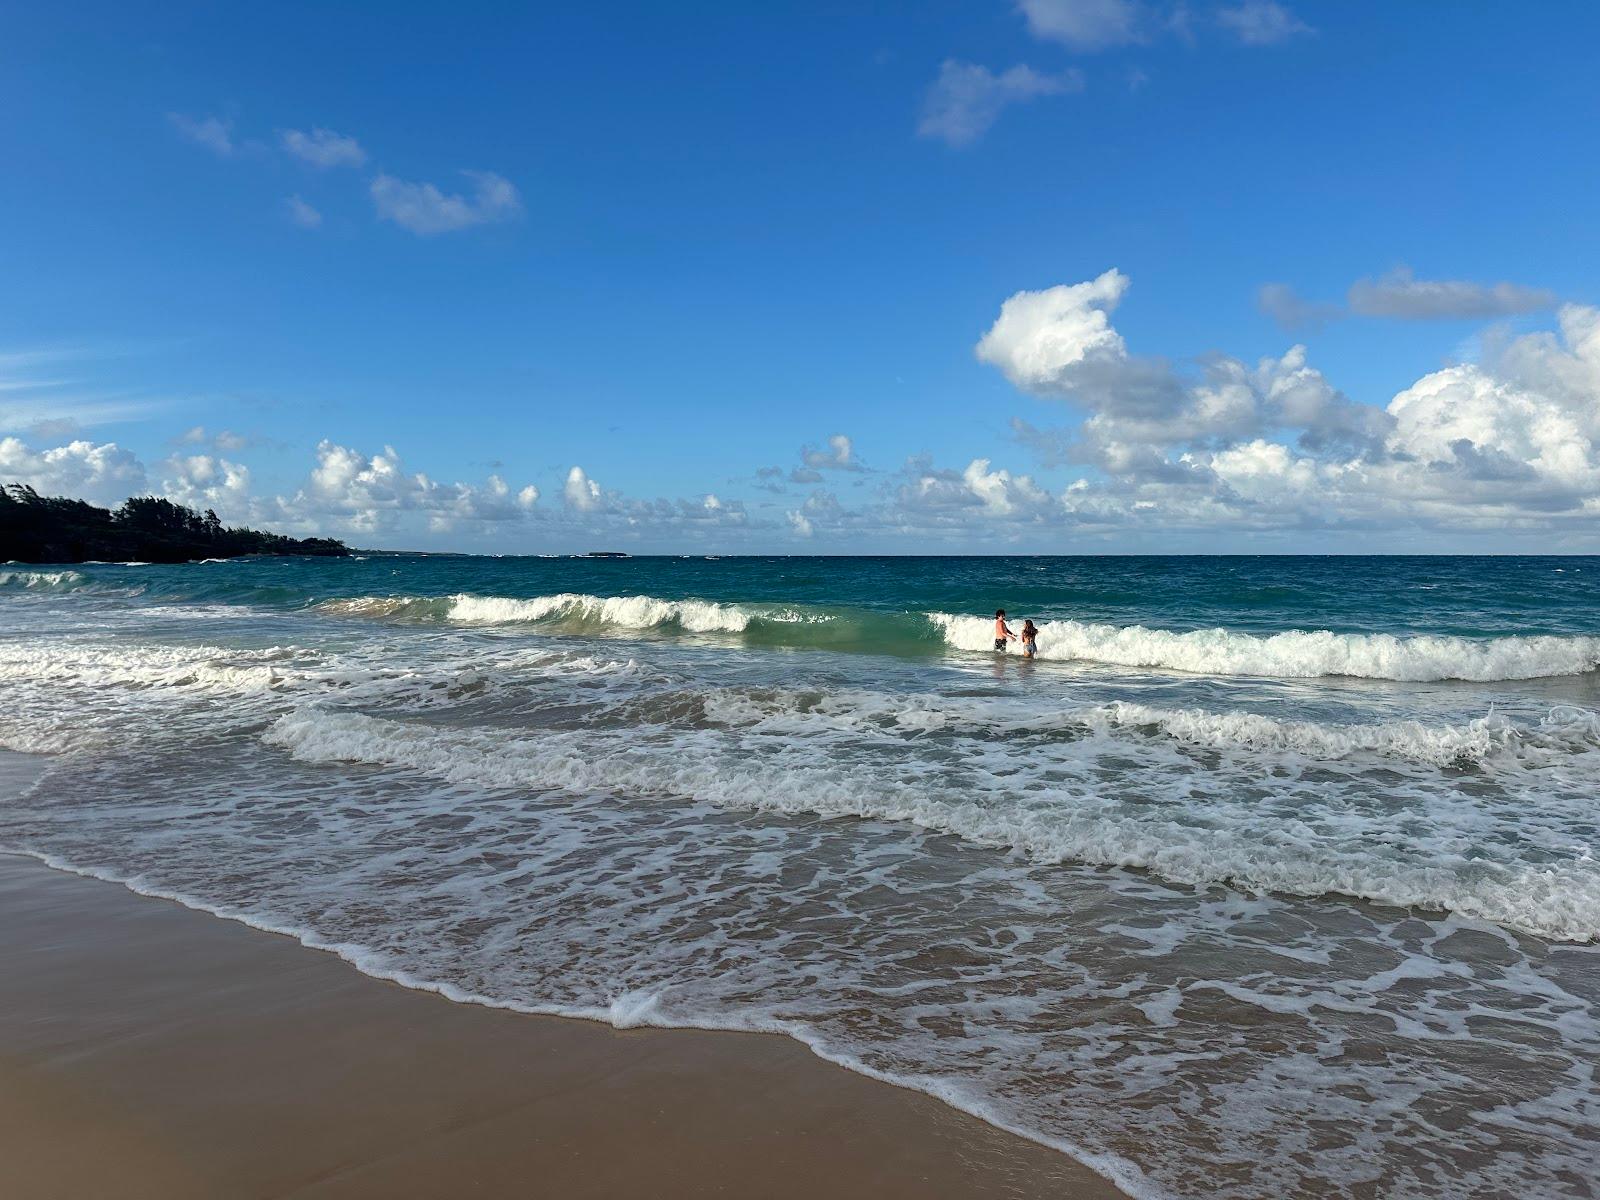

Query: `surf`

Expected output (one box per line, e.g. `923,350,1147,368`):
929,613,1600,681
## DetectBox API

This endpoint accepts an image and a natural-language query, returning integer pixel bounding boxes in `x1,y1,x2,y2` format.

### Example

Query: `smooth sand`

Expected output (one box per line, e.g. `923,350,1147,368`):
0,845,1126,1199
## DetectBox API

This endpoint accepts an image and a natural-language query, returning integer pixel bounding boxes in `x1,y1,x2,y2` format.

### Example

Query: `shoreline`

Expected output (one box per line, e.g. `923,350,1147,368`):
0,816,1129,1199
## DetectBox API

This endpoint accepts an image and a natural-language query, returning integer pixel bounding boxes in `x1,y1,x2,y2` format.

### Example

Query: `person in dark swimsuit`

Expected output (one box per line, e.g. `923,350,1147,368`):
994,609,1017,652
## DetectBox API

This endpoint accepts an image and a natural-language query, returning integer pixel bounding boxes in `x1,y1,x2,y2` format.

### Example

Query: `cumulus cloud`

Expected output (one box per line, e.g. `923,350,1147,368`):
0,437,147,504
272,441,539,534
918,61,1082,147
1216,1,1312,45
976,269,1132,393
168,113,234,156
286,195,323,229
3,428,746,549
161,453,252,515
900,458,1057,520
563,465,604,512
754,434,867,491
280,127,366,168
550,465,751,540
371,171,522,235
801,434,862,472
960,269,1600,542
1017,0,1145,49
1347,266,1557,320
983,272,1381,460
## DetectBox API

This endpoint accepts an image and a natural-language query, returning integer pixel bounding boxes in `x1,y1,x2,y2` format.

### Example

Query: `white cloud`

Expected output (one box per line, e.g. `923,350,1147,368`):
756,434,867,490
918,61,1082,148
801,433,862,471
161,453,252,516
1017,0,1144,49
1216,1,1312,45
286,195,323,229
0,437,147,504
168,113,234,156
563,465,603,512
1348,266,1557,320
960,270,1600,541
274,441,540,534
280,127,367,168
975,269,1132,393
901,458,1057,520
786,510,814,538
371,171,522,235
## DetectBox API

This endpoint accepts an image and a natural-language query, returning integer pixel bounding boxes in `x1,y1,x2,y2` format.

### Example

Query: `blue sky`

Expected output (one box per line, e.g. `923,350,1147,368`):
3,1,1599,552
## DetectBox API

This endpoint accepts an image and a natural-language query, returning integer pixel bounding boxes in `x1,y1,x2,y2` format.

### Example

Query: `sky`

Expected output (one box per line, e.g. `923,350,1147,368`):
3,0,1599,553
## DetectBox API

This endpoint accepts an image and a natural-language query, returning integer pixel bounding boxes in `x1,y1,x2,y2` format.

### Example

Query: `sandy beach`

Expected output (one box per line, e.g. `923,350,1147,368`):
0,848,1124,1199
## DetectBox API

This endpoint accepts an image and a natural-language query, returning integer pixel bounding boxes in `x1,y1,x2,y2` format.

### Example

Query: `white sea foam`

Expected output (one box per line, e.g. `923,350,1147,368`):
1089,700,1600,768
0,637,640,707
448,592,754,632
929,613,1600,681
0,641,313,693
262,708,1600,942
700,687,1600,769
317,591,761,633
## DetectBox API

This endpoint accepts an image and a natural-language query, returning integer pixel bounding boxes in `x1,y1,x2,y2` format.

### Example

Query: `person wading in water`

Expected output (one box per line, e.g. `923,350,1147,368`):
994,609,1017,652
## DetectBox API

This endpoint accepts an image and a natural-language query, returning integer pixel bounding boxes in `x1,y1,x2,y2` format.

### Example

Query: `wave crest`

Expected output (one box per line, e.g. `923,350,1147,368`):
316,591,814,635
0,569,88,590
929,614,1600,681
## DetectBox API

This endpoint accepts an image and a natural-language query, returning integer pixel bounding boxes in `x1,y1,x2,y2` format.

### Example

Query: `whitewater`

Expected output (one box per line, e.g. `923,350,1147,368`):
2,554,1598,1199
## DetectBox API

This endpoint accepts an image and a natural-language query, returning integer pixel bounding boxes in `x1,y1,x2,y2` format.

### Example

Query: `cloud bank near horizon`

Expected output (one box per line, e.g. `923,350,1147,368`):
5,270,1599,551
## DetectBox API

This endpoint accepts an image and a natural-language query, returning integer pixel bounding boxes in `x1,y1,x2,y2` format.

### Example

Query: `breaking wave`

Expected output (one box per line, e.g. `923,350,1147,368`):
317,591,772,633
312,592,1600,680
929,613,1600,681
0,569,89,591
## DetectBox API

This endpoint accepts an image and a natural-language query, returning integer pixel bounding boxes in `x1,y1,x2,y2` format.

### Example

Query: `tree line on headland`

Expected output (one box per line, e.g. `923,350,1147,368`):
0,484,349,563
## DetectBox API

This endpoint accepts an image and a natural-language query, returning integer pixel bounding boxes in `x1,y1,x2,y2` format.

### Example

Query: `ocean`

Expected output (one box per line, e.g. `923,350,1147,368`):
3,554,1598,1199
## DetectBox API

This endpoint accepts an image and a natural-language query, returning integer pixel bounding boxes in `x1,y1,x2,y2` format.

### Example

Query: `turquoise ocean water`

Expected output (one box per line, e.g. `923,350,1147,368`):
3,554,1598,1198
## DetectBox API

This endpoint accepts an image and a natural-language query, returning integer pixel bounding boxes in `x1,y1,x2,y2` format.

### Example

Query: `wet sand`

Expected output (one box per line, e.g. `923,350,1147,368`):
0,848,1127,1199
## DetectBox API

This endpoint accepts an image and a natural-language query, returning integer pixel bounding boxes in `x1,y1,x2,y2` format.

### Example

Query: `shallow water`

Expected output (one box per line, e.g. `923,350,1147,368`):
3,555,1598,1198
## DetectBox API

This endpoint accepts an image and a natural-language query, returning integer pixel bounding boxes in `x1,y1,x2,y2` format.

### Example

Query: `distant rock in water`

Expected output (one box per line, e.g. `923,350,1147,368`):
0,484,349,563
584,551,631,559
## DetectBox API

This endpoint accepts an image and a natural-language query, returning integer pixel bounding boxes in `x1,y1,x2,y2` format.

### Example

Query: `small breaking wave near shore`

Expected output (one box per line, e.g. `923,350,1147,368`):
261,705,1600,943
